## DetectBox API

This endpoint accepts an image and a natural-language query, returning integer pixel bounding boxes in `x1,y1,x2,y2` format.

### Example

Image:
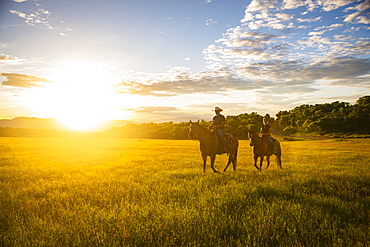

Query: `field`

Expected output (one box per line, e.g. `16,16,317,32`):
1,137,369,246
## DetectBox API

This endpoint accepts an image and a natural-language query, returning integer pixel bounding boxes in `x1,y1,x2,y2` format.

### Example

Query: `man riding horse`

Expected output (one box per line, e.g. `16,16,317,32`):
260,114,274,155
209,107,228,153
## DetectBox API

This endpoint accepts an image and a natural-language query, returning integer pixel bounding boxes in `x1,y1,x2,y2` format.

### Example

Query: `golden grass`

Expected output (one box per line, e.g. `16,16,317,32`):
1,137,369,246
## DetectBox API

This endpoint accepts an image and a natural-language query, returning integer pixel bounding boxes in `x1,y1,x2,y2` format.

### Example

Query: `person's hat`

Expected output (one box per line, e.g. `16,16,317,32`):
214,107,223,112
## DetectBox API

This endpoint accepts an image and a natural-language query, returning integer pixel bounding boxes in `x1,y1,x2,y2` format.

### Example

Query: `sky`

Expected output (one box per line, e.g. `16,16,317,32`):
0,0,369,130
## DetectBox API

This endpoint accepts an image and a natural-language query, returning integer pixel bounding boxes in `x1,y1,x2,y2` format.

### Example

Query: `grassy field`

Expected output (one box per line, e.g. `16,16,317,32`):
0,137,369,246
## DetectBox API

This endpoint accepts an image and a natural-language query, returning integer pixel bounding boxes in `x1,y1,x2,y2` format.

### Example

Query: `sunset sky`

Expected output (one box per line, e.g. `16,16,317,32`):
1,0,369,130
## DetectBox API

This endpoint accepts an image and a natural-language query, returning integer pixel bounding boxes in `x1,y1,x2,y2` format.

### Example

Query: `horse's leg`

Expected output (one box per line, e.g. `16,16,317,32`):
266,155,271,169
202,153,207,173
276,155,282,169
253,155,259,171
210,154,218,173
223,154,231,172
231,152,237,171
276,143,282,169
233,148,238,171
259,156,264,171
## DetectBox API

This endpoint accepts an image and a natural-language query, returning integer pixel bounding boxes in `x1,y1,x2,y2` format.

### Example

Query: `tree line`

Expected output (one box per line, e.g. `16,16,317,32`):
275,95,370,136
1,96,369,139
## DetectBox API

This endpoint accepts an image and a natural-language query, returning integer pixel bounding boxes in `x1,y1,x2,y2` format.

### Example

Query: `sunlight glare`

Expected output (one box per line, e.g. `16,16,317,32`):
23,61,122,130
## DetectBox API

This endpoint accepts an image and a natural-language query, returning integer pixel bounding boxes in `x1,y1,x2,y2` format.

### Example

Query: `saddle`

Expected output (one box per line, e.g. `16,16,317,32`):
213,131,234,154
224,133,234,144
261,135,276,155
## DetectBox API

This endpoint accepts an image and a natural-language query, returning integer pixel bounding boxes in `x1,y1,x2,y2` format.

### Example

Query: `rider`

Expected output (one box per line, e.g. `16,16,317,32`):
260,114,273,153
210,107,227,153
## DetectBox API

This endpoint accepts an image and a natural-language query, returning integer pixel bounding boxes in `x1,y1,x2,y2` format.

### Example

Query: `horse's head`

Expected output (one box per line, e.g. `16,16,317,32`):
188,120,200,140
247,130,254,147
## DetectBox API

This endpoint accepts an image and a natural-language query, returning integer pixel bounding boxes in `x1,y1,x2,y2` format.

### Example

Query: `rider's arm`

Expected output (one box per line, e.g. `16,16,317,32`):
261,125,271,135
214,120,225,129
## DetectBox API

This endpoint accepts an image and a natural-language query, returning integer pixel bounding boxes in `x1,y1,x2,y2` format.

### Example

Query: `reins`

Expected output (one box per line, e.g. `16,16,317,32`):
191,124,214,143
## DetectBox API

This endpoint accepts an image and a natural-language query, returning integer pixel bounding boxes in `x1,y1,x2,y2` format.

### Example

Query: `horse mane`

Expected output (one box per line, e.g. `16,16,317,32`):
192,122,209,132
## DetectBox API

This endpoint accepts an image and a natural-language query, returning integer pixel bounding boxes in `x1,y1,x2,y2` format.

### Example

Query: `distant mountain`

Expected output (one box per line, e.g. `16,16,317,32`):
0,117,133,132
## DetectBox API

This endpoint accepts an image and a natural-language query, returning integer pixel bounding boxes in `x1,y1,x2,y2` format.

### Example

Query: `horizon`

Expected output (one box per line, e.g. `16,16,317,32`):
1,0,369,131
1,93,368,122
0,94,368,132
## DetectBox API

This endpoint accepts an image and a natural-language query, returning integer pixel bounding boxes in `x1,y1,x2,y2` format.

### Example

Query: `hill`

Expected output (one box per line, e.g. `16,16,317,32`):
0,117,132,132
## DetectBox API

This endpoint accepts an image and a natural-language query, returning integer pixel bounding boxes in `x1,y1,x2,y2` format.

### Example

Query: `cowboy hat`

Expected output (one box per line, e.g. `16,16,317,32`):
214,107,223,112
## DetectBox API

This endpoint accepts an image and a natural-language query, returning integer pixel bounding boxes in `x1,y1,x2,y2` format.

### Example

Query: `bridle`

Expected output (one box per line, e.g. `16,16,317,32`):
189,123,213,143
248,131,254,147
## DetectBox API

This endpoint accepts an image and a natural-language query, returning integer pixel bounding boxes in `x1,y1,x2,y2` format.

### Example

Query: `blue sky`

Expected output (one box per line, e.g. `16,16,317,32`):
0,0,369,129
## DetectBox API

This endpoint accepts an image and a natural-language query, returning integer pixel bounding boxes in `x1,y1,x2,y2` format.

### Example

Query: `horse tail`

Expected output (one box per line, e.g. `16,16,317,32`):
275,140,282,169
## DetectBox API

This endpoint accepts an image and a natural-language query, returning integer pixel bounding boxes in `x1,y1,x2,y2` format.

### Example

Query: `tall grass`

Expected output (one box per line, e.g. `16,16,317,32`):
1,137,369,246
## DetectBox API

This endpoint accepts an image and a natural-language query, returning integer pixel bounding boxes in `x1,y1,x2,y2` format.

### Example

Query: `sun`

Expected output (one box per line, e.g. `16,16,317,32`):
23,61,123,130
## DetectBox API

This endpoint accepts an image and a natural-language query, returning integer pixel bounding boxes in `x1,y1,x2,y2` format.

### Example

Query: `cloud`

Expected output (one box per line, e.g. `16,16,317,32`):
116,67,268,97
246,0,278,13
10,9,52,27
344,0,370,23
296,16,322,23
130,106,178,114
201,0,369,94
144,0,370,102
206,19,218,27
123,106,203,123
115,55,369,100
9,1,71,35
282,0,306,10
237,56,370,85
218,31,285,49
246,0,359,14
0,54,17,60
320,0,357,12
0,73,50,88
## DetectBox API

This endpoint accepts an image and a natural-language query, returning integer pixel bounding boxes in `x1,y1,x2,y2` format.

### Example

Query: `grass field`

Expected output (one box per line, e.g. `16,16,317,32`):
1,137,369,246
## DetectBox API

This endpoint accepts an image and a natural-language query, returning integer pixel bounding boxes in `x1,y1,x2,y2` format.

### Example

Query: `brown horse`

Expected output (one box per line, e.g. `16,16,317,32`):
247,130,282,171
189,120,239,173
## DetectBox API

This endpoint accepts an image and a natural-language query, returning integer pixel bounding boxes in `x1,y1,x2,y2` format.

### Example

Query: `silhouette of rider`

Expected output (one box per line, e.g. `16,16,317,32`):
210,107,227,152
261,114,273,153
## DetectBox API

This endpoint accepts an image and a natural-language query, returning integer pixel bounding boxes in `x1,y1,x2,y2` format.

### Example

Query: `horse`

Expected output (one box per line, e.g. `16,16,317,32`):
247,130,282,171
188,120,239,173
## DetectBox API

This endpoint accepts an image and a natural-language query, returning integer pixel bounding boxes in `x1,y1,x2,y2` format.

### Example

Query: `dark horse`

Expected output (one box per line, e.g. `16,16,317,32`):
189,120,239,173
247,130,282,171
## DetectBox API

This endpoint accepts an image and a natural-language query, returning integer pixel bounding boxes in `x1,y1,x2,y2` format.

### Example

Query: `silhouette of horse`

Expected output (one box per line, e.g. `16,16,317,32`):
189,120,239,173
247,130,282,171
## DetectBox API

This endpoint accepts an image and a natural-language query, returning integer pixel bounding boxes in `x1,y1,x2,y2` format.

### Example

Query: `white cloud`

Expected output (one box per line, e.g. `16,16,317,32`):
0,54,17,60
282,0,306,10
297,16,323,22
309,30,327,35
344,0,370,23
246,0,278,12
344,11,362,22
9,1,71,35
9,9,52,27
321,0,356,12
241,12,255,22
275,13,294,21
199,0,369,105
206,19,218,27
